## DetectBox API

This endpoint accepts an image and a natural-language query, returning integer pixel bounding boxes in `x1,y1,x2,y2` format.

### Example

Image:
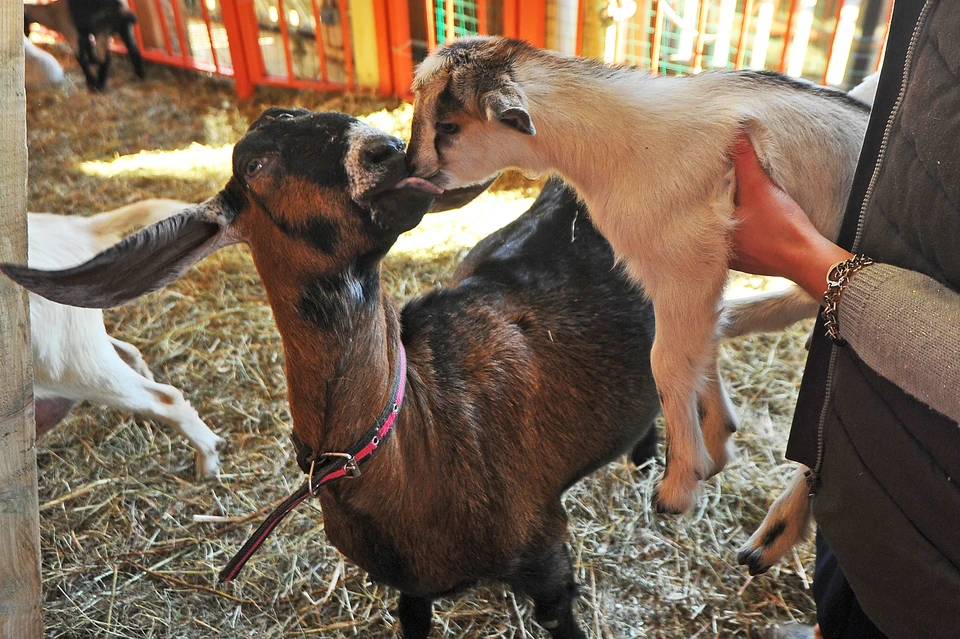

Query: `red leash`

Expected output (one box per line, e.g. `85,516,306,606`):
219,345,407,583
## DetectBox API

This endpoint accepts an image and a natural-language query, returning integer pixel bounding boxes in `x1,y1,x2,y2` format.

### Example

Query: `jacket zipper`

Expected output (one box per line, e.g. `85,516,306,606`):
808,0,935,497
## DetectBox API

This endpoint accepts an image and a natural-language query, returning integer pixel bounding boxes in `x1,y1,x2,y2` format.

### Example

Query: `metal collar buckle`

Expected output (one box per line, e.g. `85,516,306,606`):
321,452,361,478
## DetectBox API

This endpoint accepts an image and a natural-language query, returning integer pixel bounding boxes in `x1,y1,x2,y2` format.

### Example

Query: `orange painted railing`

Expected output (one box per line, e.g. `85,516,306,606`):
29,0,891,100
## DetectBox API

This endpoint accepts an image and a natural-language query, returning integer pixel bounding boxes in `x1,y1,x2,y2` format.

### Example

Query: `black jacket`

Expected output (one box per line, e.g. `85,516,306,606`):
787,1,960,636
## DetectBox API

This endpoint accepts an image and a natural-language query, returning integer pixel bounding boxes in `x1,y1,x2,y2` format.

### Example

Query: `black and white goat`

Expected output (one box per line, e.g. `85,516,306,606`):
26,199,224,477
24,0,144,91
2,109,663,639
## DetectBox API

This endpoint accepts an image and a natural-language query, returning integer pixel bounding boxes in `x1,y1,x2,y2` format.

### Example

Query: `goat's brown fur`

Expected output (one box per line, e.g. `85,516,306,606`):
2,109,662,639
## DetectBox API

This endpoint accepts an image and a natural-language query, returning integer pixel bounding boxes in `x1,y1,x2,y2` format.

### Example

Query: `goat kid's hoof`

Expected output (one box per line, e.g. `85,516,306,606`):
702,438,735,479
651,481,697,515
194,437,228,479
652,464,703,514
736,545,772,576
737,517,793,575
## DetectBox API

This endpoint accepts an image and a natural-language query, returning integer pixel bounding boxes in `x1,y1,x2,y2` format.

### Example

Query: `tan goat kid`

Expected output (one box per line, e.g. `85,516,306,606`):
406,36,871,558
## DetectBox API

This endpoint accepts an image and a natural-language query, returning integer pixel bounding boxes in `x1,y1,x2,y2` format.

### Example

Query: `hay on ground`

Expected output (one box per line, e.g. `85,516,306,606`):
27,48,816,638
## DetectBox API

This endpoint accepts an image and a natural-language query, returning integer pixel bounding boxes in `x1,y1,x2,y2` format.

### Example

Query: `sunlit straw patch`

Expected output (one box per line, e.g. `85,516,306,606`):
78,143,234,181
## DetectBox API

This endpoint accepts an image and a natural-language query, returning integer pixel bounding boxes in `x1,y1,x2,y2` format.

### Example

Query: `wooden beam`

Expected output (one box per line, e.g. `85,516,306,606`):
0,7,42,638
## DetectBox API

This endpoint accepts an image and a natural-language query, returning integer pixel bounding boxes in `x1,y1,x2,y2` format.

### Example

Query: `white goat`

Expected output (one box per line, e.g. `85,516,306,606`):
24,36,65,89
29,199,224,477
406,36,870,519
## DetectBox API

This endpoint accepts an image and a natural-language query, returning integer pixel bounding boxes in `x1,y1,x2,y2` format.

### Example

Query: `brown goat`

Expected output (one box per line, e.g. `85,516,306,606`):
1,108,661,639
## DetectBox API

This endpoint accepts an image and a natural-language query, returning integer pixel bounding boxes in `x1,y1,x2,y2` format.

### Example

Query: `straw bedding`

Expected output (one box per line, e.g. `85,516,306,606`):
26,46,816,638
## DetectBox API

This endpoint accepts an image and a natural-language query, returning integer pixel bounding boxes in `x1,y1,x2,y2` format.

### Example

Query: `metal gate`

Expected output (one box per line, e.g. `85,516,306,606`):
26,0,892,99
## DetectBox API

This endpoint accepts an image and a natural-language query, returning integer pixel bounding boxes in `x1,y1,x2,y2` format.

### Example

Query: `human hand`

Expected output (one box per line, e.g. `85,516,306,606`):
729,132,852,300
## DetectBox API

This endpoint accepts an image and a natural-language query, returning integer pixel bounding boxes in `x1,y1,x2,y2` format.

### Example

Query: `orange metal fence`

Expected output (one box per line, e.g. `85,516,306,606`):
26,0,892,100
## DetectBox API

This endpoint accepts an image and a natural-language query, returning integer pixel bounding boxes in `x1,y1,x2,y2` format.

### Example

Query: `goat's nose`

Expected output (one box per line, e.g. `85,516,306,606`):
360,137,405,168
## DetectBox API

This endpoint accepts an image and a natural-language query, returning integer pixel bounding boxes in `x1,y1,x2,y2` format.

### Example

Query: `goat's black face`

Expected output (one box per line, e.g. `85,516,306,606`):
233,108,439,245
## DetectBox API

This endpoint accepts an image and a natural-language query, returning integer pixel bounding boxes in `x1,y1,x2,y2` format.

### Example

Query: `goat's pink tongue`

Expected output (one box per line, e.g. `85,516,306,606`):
394,177,444,195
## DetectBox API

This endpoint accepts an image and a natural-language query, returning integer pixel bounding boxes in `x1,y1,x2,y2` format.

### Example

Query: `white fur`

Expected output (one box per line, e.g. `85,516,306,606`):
410,41,875,519
29,200,225,478
24,36,64,89
718,72,879,570
847,71,881,105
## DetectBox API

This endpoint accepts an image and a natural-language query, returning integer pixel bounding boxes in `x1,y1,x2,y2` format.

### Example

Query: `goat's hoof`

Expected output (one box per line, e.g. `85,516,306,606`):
651,485,692,515
737,517,790,575
736,545,772,576
702,451,730,480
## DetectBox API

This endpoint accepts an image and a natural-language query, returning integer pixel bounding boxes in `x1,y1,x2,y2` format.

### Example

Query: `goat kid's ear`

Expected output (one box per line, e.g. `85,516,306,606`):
0,194,240,309
482,82,536,136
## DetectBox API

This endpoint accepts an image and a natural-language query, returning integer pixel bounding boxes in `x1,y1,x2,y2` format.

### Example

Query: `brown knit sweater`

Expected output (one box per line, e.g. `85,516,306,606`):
839,263,960,423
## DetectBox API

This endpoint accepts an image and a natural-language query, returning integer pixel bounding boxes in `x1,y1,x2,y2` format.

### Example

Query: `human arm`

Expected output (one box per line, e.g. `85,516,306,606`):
729,133,960,423
728,134,853,298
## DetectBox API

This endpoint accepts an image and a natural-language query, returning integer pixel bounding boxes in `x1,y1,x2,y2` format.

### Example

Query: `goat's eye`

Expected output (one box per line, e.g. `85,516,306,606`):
437,122,460,135
244,158,264,178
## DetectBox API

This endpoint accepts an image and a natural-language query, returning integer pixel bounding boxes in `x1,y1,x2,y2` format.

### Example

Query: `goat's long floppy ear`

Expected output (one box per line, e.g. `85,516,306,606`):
482,80,535,136
0,194,240,309
428,175,499,212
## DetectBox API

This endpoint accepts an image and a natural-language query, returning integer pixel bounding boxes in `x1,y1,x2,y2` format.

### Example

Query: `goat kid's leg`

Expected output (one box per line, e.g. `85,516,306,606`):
88,354,225,478
76,37,99,91
397,593,433,639
737,466,813,575
95,47,112,91
720,285,820,340
509,540,586,639
647,276,727,514
109,337,155,381
698,355,738,477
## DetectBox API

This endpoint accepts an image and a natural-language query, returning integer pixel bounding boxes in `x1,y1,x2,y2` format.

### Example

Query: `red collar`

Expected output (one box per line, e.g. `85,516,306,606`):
219,344,407,583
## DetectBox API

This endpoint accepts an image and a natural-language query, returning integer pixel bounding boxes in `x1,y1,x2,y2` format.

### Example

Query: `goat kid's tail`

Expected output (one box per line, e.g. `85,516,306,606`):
87,199,192,249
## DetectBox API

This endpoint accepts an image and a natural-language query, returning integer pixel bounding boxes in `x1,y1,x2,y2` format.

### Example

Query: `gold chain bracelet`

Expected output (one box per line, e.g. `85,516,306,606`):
822,254,874,346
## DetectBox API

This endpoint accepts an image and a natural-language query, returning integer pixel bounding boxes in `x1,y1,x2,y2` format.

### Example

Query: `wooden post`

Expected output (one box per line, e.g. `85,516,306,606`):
0,6,42,639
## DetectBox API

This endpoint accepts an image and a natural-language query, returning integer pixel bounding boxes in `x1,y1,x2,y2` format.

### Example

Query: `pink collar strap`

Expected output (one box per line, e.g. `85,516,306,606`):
219,344,407,583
